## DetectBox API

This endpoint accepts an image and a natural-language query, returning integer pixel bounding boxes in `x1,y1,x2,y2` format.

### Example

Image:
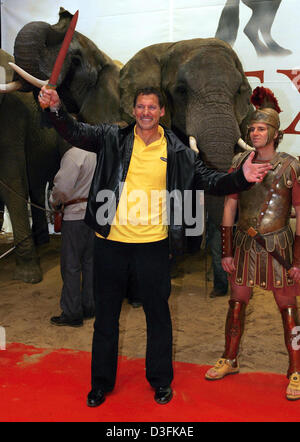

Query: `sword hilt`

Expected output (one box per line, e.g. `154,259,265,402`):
247,227,258,237
40,84,57,110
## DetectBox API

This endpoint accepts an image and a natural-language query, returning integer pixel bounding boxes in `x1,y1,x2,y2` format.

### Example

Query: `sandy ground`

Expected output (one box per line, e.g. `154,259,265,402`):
0,232,295,376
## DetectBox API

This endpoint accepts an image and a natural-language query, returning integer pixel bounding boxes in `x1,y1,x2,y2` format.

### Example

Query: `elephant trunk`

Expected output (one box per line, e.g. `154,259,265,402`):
187,103,241,172
186,103,242,225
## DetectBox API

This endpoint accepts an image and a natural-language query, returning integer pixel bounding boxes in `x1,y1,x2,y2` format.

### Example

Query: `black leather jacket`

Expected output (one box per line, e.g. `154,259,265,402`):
49,109,249,254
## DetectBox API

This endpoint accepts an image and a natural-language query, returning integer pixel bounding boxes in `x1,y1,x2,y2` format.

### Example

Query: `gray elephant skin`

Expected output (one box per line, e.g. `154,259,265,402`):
119,38,253,225
0,49,69,283
1,9,120,283
13,8,120,124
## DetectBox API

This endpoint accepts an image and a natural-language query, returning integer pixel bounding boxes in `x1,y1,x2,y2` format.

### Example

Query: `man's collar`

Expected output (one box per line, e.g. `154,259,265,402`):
133,124,165,144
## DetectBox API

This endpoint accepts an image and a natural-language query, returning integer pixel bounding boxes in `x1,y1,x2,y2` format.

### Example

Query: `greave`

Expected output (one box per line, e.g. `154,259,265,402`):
222,300,247,361
280,305,300,378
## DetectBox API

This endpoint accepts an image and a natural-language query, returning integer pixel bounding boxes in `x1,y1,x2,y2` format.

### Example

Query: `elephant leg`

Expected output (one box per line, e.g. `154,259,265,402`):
31,205,49,245
29,184,50,246
258,1,292,55
215,0,240,46
5,192,42,283
26,133,62,246
242,1,270,55
0,199,4,232
243,0,291,56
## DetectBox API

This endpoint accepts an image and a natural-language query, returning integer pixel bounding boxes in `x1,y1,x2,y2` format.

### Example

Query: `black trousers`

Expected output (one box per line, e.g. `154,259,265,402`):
91,236,173,392
60,220,95,319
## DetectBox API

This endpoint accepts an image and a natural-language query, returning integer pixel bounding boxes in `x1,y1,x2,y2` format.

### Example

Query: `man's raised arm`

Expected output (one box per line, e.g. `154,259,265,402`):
38,85,103,153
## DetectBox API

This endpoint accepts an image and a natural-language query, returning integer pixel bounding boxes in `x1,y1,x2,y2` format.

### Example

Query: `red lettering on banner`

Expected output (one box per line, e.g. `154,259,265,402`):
245,70,299,135
277,70,300,93
277,70,300,134
245,71,264,83
284,112,300,135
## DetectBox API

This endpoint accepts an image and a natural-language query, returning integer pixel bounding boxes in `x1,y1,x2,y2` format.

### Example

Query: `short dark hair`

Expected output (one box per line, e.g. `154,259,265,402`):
133,87,164,108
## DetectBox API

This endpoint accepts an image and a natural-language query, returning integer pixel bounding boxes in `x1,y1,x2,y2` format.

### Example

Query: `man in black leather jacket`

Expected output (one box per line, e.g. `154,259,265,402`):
39,85,271,407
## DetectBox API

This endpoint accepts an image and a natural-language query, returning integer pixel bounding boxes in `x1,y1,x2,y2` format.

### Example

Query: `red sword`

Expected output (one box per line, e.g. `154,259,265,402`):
41,10,79,109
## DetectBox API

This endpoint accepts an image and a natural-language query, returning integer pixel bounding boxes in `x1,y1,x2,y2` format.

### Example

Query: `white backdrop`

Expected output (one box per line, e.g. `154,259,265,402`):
1,0,300,157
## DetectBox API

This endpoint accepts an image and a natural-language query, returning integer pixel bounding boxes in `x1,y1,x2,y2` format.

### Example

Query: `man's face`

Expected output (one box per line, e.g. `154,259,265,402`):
249,122,276,149
133,94,165,131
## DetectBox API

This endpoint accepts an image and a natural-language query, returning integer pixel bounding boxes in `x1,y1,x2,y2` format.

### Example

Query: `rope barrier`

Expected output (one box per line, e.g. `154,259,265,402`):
0,178,53,214
0,178,57,259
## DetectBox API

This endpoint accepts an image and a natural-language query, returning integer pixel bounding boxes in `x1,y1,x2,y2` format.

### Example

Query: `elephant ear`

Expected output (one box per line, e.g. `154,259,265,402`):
233,52,253,132
120,43,172,126
46,8,74,45
0,50,14,106
79,60,121,124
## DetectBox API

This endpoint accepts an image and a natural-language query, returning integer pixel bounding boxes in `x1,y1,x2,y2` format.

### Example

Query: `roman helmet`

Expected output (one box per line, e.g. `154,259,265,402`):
248,87,283,148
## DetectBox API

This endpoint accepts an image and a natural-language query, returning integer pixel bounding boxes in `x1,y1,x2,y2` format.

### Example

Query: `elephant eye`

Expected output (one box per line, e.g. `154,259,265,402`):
72,56,81,67
175,84,186,95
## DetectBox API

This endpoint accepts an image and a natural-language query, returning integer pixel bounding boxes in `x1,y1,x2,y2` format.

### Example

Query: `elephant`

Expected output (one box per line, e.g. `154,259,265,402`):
119,38,254,227
0,48,69,283
0,9,121,283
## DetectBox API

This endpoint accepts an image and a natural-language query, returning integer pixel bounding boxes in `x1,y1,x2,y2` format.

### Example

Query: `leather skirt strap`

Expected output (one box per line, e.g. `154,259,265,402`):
64,198,88,207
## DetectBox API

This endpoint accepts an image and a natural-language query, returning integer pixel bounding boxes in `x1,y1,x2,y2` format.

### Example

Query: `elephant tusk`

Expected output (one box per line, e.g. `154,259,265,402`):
237,138,255,152
189,136,199,153
113,59,124,69
189,136,254,154
0,80,22,93
8,62,49,88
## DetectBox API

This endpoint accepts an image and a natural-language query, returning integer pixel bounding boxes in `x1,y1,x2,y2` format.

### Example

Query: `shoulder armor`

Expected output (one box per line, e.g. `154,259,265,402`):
276,152,300,188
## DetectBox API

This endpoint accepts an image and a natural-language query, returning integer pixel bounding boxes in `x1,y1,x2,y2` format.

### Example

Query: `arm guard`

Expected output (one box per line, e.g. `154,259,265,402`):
221,226,233,258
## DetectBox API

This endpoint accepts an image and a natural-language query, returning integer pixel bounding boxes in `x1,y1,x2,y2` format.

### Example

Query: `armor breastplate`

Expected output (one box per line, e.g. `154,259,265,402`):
235,152,300,234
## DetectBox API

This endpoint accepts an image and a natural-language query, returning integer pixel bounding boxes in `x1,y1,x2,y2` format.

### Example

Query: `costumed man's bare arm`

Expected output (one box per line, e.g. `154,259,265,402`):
221,196,238,274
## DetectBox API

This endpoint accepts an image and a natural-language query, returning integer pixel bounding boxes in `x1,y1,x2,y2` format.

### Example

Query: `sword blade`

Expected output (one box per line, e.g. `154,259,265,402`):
48,10,79,87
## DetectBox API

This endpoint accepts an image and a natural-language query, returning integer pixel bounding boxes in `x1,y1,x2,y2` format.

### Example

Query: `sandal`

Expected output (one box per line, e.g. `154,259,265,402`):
205,358,239,380
286,372,300,401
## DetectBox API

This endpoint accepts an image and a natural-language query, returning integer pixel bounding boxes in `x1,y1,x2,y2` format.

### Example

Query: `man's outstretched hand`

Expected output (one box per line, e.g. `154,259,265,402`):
242,151,272,183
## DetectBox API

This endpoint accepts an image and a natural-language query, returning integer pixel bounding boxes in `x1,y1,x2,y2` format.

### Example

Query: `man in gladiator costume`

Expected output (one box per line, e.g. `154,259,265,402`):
205,87,300,400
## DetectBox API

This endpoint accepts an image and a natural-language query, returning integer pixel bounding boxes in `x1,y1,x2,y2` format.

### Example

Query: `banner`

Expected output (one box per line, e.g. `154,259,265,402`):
1,0,299,156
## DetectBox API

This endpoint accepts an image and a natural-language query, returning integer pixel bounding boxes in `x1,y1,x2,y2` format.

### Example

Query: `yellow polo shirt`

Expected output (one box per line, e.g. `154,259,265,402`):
96,125,168,243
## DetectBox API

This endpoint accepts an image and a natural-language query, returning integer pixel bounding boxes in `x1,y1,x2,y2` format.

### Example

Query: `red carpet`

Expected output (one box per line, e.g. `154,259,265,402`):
1,343,300,422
